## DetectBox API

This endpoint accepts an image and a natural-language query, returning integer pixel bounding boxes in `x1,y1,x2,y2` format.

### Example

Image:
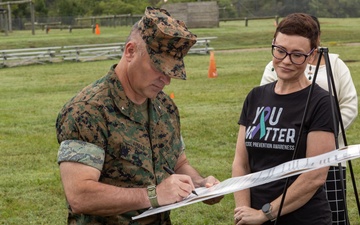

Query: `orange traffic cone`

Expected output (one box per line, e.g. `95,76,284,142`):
208,51,218,78
170,92,175,99
95,24,100,35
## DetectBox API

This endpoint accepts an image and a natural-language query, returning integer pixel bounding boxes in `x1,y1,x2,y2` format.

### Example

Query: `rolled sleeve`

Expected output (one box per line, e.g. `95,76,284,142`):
57,140,105,171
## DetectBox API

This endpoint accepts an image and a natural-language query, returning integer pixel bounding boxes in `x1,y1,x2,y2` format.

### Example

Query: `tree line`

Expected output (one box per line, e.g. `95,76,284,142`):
2,0,360,21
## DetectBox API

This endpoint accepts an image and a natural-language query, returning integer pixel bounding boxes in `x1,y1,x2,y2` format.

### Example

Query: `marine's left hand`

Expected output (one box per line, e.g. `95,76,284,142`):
201,176,224,205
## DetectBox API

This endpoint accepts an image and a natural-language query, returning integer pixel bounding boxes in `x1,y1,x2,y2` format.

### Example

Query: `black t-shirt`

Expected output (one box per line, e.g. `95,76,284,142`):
239,82,335,225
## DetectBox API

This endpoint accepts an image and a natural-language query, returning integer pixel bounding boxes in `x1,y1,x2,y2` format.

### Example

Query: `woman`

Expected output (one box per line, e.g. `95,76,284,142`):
260,15,357,225
232,13,336,225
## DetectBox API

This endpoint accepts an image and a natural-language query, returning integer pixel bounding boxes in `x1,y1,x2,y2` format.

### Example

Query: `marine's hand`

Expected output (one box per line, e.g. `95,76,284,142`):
201,176,224,205
201,175,220,188
156,174,195,206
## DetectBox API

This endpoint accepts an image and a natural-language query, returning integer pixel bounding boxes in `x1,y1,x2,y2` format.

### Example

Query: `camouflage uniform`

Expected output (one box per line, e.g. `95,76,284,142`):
56,65,183,224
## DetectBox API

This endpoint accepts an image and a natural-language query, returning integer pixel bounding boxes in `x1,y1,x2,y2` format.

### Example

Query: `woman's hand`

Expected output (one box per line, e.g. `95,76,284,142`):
234,206,267,225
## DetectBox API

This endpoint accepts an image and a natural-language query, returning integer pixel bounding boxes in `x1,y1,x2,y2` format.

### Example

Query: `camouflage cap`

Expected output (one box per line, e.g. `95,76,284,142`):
138,6,197,80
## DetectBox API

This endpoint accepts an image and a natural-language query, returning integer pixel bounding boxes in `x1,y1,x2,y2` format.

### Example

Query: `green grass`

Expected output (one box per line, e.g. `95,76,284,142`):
1,18,360,224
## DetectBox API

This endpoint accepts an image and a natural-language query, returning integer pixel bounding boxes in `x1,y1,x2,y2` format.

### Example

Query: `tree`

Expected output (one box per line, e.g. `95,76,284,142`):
8,0,360,21
35,0,48,18
95,1,136,15
217,0,237,18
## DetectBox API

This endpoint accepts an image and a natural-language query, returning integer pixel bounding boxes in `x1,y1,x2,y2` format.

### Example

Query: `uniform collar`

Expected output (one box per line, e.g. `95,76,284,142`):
108,65,165,124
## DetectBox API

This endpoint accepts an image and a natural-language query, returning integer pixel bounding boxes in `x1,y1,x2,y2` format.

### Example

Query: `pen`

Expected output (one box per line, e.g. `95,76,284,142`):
163,166,198,196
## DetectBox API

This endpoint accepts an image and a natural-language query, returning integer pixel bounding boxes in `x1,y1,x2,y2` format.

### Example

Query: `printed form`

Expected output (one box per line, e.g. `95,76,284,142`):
133,144,360,220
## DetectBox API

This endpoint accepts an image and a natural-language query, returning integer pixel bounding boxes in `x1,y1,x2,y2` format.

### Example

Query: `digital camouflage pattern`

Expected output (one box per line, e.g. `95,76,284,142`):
58,140,105,171
56,64,183,225
138,6,197,80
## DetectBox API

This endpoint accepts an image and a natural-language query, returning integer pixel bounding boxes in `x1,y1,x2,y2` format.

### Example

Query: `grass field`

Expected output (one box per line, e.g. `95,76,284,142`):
1,18,360,224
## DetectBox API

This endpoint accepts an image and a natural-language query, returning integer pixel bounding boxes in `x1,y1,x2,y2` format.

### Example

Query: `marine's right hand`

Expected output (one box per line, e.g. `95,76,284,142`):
156,174,196,206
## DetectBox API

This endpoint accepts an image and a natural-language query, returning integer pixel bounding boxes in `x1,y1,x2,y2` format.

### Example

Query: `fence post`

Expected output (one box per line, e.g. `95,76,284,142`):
245,17,248,27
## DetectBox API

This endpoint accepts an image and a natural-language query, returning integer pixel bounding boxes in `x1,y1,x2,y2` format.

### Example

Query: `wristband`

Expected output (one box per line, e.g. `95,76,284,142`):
147,185,159,208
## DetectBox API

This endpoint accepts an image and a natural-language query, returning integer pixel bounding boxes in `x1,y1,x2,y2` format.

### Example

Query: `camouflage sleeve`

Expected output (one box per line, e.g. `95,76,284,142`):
57,140,105,171
56,96,109,150
180,134,185,152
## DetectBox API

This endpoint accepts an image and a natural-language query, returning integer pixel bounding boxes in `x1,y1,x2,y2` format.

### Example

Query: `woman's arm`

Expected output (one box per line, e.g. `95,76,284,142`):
233,130,335,224
267,130,335,218
232,125,251,208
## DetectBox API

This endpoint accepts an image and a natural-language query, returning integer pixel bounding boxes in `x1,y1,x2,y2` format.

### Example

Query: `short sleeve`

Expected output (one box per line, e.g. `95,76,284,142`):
57,140,105,171
180,135,185,150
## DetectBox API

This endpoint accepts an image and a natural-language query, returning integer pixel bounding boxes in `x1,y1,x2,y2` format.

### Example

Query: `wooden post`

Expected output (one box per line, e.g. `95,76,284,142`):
91,17,95,28
30,0,35,35
4,11,8,36
6,2,11,32
0,9,9,36
0,0,34,34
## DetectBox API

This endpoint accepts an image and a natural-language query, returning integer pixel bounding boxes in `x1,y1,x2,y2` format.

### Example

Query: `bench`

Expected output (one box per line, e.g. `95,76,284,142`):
244,16,279,27
0,38,216,68
60,43,125,62
0,46,62,68
68,25,95,33
220,16,279,27
24,22,62,31
189,37,217,54
43,25,94,33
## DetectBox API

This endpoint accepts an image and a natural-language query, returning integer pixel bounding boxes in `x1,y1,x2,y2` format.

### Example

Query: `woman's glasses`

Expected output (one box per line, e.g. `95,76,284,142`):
272,45,315,65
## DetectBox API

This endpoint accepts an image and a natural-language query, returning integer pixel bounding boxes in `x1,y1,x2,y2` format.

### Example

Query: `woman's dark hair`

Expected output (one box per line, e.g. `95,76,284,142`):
310,15,321,34
274,13,319,50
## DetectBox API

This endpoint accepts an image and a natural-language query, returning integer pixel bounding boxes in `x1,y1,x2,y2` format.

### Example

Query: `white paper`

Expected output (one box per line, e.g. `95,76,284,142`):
133,144,360,220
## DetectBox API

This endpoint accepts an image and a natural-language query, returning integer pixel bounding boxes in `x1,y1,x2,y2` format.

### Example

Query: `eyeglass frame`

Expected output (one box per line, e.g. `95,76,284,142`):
271,44,316,65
